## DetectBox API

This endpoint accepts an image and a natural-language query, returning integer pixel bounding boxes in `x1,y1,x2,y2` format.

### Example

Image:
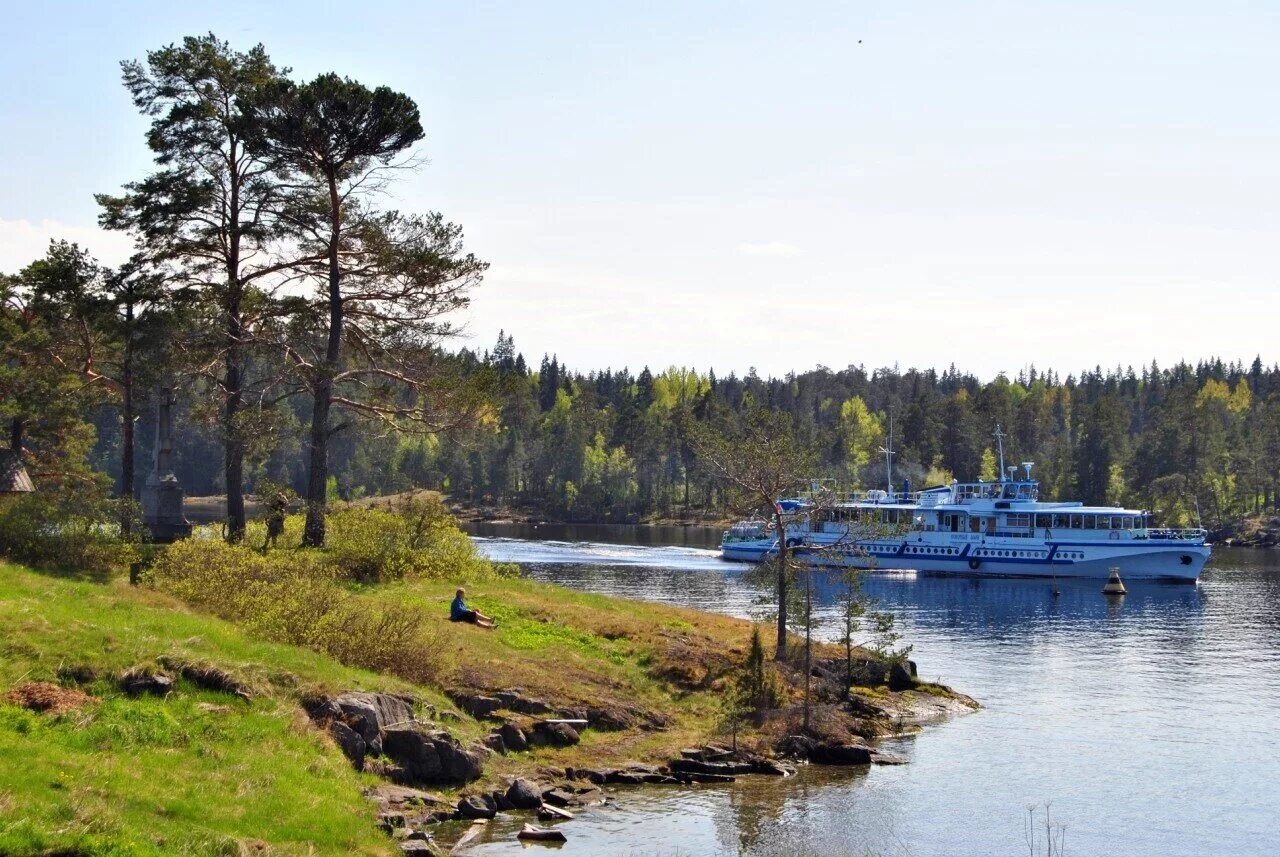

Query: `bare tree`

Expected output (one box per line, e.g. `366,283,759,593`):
689,402,816,659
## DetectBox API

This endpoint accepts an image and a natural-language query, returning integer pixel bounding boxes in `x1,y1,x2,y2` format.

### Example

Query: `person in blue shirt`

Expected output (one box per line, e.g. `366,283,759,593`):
450,587,495,628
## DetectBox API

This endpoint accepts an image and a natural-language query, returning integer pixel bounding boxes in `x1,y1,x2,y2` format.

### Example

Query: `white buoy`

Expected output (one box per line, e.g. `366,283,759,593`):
1102,568,1127,595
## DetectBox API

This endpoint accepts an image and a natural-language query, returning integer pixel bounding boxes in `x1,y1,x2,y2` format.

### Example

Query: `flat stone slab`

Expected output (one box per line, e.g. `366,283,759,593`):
367,784,447,807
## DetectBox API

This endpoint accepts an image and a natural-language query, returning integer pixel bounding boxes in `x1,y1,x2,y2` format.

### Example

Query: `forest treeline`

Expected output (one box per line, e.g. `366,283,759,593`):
57,327,1280,531
306,341,1280,530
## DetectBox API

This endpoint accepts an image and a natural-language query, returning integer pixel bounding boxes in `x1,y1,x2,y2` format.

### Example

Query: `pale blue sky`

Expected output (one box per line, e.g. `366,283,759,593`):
3,1,1278,378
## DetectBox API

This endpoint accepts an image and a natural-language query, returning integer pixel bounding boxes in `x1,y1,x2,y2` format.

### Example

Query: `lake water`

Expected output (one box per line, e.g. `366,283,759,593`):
462,523,1280,857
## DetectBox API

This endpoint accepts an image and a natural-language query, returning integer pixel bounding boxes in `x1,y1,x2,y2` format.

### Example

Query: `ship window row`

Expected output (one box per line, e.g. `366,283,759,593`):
975,549,1048,559
906,546,960,556
825,509,915,525
1031,513,1140,530
956,483,1039,501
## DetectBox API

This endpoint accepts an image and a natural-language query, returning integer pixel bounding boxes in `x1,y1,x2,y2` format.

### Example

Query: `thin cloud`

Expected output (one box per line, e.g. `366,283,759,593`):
736,241,801,257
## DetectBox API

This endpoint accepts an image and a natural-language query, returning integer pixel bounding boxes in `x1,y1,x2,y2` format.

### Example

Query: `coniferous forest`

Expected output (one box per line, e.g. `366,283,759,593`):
60,329,1280,531
239,345,1280,530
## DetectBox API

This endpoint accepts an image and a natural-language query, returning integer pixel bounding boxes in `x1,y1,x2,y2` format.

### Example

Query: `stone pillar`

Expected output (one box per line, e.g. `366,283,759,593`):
141,387,192,542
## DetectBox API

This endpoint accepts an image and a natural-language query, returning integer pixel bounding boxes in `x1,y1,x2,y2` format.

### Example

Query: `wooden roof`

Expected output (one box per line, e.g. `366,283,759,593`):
0,450,35,493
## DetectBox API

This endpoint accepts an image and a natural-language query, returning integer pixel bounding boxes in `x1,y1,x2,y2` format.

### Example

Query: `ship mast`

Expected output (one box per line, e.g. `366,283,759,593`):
880,414,895,494
993,424,1007,482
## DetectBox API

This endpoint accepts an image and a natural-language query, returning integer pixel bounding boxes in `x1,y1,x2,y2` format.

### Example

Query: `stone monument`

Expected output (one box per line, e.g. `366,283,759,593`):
141,387,192,542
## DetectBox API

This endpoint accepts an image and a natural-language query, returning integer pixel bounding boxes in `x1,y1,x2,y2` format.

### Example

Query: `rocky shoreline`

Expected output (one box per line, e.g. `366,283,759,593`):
305,671,977,855
1212,514,1280,548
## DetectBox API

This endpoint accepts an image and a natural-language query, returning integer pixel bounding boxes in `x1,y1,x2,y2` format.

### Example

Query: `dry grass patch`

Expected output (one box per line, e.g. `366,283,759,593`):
3,681,95,715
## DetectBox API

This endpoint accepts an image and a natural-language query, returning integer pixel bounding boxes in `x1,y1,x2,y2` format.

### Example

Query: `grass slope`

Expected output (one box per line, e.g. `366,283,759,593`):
0,561,403,857
1,545,959,855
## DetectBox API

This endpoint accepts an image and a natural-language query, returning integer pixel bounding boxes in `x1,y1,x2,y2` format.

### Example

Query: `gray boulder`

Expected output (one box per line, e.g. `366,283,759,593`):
499,722,528,752
669,758,739,776
888,662,915,691
330,721,366,770
529,721,580,747
335,691,415,752
775,734,816,759
847,656,890,686
566,767,609,784
811,741,873,765
604,771,646,785
457,793,497,819
504,778,543,810
438,736,488,783
383,724,486,784
452,693,500,718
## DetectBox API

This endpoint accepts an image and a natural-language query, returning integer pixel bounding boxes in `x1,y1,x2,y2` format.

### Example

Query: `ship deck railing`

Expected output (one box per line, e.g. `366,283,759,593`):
797,489,924,505
1136,527,1208,541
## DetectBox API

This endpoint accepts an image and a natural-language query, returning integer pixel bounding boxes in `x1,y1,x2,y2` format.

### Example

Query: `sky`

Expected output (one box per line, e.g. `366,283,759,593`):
2,0,1278,380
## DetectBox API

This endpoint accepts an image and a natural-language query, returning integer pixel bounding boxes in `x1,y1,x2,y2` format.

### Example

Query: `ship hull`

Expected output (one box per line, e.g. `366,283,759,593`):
720,537,1208,582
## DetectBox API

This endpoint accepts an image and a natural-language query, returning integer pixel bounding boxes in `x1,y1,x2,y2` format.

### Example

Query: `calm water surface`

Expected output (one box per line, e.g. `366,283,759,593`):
462,523,1280,857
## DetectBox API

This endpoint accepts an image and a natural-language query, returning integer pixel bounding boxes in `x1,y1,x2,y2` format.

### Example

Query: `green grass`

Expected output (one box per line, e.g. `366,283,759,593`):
0,561,401,857
0,533,962,855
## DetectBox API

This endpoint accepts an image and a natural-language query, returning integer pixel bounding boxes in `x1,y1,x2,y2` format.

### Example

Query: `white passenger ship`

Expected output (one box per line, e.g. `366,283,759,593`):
721,430,1210,582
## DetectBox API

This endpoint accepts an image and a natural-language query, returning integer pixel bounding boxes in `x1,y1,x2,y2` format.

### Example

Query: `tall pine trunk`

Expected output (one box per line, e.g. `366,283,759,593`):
9,417,24,454
223,141,247,543
120,305,135,536
302,173,343,547
224,294,246,542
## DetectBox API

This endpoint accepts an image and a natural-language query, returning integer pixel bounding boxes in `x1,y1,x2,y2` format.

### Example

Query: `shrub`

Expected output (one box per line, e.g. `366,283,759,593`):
319,494,513,582
148,539,448,684
0,490,137,576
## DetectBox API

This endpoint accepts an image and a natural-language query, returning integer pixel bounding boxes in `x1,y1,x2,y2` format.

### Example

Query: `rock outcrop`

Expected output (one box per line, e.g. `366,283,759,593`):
456,793,498,820
382,724,487,785
334,691,416,754
305,691,488,786
776,734,873,765
329,721,367,770
888,661,915,691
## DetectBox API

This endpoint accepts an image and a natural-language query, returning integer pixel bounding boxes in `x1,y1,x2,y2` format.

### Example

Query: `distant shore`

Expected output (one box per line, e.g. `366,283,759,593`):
185,492,735,530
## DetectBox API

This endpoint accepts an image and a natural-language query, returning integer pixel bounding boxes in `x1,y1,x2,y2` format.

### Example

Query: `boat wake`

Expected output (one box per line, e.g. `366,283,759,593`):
471,536,727,570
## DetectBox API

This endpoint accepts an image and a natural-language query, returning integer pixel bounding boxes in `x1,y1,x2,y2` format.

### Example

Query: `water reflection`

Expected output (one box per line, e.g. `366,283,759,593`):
468,533,1280,857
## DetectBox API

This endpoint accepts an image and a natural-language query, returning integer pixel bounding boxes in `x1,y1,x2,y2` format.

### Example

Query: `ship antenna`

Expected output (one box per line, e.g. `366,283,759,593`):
993,424,1007,482
880,413,895,495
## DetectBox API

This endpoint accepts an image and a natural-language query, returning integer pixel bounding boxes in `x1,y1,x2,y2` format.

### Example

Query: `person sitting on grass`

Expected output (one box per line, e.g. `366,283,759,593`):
450,587,496,628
